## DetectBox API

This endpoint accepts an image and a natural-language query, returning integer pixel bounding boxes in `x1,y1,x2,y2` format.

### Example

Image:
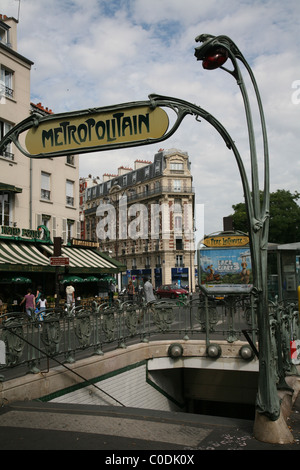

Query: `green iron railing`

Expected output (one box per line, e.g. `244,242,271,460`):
0,296,298,384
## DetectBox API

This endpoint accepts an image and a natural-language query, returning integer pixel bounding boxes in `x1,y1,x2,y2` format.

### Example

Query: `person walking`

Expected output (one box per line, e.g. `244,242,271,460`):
127,280,135,302
143,277,156,304
108,280,115,306
20,288,36,317
37,294,47,321
35,285,42,305
66,283,75,307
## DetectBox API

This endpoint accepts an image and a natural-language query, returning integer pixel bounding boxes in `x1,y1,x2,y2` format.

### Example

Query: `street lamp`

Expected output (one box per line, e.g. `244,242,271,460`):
195,34,280,423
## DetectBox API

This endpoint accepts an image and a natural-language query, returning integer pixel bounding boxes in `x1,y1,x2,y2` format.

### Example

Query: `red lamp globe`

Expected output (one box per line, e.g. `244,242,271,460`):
202,47,228,70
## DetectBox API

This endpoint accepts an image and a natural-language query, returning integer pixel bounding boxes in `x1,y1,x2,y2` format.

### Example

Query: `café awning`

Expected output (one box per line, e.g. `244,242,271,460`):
0,240,50,271
41,244,125,273
0,183,22,193
0,240,125,273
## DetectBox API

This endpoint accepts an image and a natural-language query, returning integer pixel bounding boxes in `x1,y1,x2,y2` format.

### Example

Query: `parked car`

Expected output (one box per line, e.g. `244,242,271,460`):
156,284,188,299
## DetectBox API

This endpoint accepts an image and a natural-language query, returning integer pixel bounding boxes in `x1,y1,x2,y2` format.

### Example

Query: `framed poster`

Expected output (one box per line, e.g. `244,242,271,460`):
198,246,253,294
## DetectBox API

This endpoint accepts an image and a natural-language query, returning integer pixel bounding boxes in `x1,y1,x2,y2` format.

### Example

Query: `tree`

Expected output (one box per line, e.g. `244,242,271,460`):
231,189,300,244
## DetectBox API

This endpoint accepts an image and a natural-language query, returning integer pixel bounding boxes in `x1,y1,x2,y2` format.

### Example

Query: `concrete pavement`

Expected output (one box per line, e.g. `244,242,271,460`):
0,397,299,452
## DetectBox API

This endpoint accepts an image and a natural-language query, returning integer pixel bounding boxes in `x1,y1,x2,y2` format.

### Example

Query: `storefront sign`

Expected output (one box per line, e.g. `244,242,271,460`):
25,105,169,156
71,238,99,248
1,225,40,239
50,257,70,266
202,235,249,247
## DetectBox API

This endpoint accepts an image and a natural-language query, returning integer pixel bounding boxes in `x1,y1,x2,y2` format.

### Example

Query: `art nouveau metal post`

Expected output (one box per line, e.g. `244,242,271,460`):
194,34,280,421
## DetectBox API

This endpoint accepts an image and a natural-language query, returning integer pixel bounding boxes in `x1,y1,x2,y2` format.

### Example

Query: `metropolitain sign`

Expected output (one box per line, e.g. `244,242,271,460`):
0,96,178,159
0,94,236,159
25,105,169,157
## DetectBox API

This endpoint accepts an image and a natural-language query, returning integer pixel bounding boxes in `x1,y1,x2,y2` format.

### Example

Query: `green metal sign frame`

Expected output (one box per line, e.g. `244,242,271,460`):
0,94,237,159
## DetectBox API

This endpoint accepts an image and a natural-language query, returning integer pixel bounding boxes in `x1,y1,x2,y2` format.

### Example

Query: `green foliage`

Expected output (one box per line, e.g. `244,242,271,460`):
231,190,300,244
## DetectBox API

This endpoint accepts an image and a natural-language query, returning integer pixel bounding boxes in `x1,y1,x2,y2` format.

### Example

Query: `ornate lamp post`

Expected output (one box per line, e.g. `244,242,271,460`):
194,34,280,422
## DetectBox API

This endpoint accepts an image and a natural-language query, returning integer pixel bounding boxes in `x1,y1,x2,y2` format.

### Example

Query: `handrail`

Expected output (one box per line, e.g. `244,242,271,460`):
4,327,125,407
0,296,298,385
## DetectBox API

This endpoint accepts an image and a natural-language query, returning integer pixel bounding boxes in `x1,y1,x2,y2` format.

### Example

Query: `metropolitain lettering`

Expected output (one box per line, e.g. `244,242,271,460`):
41,112,150,148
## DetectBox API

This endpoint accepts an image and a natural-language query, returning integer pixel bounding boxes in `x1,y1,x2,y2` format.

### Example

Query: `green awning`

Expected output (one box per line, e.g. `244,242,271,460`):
41,244,126,272
0,241,49,269
0,183,22,193
0,239,126,274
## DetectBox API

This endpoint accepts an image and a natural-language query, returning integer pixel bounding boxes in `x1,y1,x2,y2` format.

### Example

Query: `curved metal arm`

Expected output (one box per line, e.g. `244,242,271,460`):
195,34,270,227
0,114,42,157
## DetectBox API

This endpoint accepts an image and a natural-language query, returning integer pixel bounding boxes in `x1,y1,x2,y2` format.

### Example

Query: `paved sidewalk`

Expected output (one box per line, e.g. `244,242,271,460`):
0,398,299,452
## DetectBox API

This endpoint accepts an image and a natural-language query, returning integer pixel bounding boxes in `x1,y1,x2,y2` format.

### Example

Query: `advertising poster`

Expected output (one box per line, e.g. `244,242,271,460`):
198,247,253,294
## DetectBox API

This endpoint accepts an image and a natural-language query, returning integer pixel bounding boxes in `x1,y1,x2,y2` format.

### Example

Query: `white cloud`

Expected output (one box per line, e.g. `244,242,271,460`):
1,0,299,235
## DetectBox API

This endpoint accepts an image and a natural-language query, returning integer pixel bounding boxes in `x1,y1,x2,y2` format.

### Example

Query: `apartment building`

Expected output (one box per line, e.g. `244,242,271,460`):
0,16,79,242
79,175,100,240
84,148,196,290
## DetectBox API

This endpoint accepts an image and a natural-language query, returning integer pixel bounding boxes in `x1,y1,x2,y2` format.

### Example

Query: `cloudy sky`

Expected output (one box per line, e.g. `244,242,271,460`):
2,0,300,239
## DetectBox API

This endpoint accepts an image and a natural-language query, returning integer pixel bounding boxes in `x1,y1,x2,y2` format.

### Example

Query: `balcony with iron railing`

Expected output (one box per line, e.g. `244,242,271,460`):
84,185,195,216
4,86,13,99
0,149,14,161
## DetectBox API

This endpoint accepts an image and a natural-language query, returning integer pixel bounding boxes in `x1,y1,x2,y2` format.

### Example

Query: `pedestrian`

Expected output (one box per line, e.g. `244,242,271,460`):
108,280,115,306
35,285,42,305
20,288,36,317
66,283,75,307
37,294,47,312
127,280,135,302
36,294,47,321
143,277,156,304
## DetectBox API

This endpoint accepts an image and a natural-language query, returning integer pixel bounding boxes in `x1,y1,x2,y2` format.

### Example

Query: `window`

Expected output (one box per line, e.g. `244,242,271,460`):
0,66,13,99
41,214,51,228
0,24,10,47
170,162,183,171
41,172,51,200
174,215,182,231
0,192,11,225
176,255,184,267
0,120,13,159
173,180,181,191
66,180,74,206
67,219,74,241
176,238,183,250
66,155,75,165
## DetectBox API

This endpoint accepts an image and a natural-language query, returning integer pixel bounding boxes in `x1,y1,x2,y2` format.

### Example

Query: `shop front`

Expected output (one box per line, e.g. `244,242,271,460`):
0,226,125,312
171,267,189,289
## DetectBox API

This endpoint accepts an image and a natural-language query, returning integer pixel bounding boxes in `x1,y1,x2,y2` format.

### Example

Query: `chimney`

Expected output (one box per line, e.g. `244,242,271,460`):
223,216,233,232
